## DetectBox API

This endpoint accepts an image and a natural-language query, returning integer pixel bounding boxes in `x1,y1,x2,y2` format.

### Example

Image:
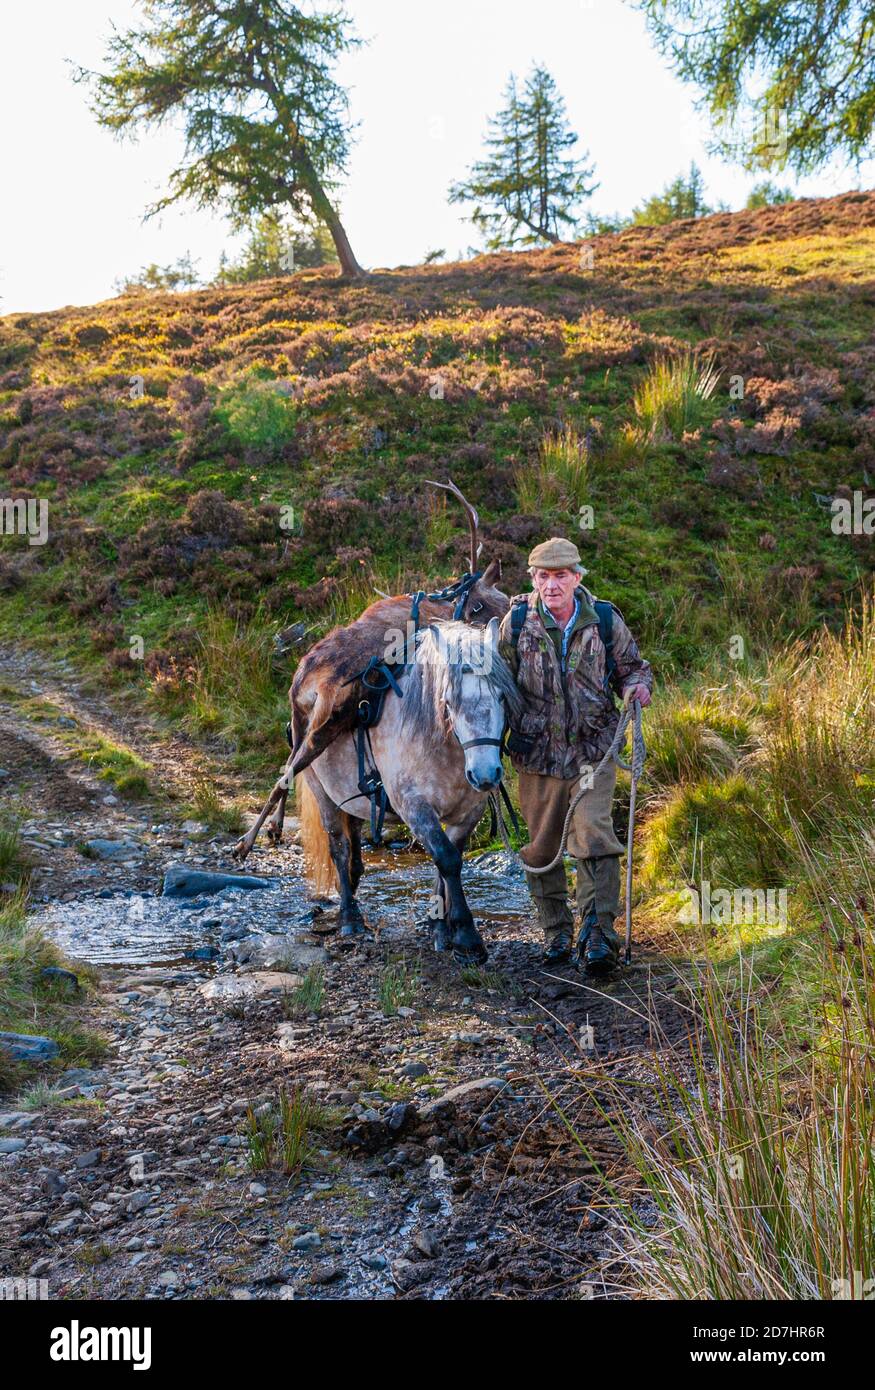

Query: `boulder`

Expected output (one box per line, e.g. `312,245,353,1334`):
235,936,327,972
199,973,302,1004
0,1032,60,1061
419,1077,509,1118
83,839,143,860
162,865,278,898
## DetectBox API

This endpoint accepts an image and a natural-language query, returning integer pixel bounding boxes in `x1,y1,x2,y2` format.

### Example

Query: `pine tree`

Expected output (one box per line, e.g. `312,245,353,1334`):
76,0,364,277
631,163,715,225
450,67,598,249
746,181,795,209
214,212,339,284
638,1,875,175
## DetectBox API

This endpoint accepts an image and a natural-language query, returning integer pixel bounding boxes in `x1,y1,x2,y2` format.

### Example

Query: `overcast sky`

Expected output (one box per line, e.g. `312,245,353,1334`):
1,0,871,313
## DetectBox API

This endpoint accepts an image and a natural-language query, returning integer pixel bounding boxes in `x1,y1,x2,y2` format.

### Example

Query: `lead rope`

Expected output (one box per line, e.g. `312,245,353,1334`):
490,699,646,965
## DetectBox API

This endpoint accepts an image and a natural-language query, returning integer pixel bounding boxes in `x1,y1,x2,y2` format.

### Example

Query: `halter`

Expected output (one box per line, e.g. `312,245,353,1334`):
451,730,521,836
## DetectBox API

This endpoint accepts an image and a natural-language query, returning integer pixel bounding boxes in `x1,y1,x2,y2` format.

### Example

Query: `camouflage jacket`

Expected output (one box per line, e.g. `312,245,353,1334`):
498,586,653,780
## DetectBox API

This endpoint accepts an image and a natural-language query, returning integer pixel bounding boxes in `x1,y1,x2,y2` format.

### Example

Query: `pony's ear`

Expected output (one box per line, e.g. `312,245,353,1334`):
486,615,500,648
481,558,502,586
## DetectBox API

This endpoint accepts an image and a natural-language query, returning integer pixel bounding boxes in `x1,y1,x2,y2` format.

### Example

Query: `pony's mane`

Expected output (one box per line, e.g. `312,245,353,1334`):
398,620,524,739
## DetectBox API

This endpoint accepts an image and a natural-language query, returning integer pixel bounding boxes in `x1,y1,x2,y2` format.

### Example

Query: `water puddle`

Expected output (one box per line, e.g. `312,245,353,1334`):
36,850,530,968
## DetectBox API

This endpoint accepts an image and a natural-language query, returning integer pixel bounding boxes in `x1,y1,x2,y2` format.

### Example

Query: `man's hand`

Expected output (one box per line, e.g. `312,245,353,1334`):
623,683,651,709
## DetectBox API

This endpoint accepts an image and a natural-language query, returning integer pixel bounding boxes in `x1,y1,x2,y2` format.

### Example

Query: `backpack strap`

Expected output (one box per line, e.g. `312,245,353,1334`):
512,592,617,692
509,597,528,649
593,599,616,692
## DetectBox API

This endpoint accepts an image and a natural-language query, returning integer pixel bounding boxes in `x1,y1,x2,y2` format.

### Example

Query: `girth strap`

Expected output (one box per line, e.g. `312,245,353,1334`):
339,657,404,846
356,724,391,846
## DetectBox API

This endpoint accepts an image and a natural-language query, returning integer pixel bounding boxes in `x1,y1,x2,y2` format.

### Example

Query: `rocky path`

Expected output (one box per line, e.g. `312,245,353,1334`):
0,655,685,1301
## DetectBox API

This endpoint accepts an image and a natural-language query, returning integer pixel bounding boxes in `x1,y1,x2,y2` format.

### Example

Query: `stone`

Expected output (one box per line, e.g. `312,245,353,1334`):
0,1138,28,1154
40,967,80,993
199,973,301,1004
385,1102,412,1134
83,839,143,861
291,1232,321,1251
0,1032,59,1061
236,937,328,972
0,1111,36,1130
400,1061,429,1079
411,1230,439,1260
309,1264,345,1285
74,1149,102,1169
162,865,277,898
419,1077,508,1117
391,1258,428,1291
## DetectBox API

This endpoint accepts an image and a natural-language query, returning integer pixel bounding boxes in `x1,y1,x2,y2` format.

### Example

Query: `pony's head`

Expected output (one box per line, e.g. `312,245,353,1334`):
402,618,524,793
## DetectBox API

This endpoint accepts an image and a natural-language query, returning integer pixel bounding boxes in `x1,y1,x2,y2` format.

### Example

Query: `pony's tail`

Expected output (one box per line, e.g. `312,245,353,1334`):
297,775,336,896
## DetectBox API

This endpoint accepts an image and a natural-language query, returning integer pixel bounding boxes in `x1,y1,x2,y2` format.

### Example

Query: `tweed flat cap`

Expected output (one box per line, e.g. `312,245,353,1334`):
527,536,586,571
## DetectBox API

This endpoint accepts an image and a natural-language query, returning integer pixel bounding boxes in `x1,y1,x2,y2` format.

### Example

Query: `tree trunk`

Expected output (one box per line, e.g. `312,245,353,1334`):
319,198,367,278
254,55,367,280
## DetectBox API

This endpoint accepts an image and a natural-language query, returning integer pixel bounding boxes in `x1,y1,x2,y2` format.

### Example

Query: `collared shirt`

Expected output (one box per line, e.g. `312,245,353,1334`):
542,596,580,673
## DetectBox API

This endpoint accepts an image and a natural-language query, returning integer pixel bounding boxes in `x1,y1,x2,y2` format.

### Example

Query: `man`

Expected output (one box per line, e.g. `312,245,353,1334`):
498,538,652,974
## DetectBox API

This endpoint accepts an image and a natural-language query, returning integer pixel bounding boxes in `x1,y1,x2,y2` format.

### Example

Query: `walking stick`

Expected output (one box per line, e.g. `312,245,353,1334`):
624,698,643,966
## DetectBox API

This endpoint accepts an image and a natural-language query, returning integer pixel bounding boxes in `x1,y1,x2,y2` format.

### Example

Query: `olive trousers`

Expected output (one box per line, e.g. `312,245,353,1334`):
517,764,623,949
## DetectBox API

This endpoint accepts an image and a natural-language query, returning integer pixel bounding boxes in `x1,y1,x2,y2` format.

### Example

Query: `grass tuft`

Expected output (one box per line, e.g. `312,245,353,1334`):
244,1087,332,1177
632,350,720,441
378,956,420,1017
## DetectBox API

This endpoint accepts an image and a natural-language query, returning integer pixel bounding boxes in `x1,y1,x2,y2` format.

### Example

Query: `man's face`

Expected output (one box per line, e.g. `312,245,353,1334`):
532,567,578,610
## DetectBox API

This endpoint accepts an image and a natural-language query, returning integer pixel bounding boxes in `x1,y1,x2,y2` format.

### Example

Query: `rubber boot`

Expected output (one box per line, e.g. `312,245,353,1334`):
574,856,621,975
525,864,573,965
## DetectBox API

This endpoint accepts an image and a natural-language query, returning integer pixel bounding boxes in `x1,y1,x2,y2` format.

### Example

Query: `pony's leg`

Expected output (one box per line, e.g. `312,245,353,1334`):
306,775,366,940
406,799,487,965
428,865,452,954
347,816,364,893
428,808,483,955
233,758,293,861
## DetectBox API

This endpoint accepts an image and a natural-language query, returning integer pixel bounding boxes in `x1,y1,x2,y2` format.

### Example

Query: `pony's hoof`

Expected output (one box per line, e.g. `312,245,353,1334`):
232,839,251,863
451,930,488,966
266,826,283,846
339,919,366,942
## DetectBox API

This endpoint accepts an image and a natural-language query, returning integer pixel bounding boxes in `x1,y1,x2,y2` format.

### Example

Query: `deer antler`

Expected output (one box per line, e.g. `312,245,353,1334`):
425,477,481,574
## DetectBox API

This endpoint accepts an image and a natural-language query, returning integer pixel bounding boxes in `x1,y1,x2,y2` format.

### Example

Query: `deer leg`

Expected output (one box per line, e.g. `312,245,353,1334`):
233,759,293,862
265,787,289,845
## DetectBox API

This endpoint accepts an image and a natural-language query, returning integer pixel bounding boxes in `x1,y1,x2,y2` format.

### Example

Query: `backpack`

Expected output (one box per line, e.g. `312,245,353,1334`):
510,596,617,692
